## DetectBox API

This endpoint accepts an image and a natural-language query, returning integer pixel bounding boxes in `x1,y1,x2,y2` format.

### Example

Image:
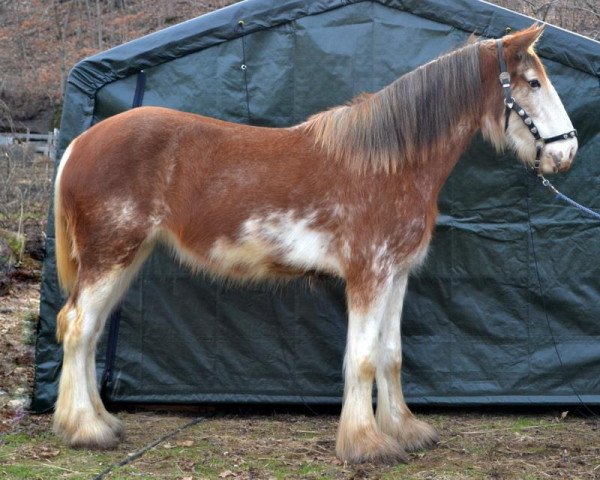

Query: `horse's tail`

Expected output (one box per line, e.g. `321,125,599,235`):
55,143,78,295
54,143,78,342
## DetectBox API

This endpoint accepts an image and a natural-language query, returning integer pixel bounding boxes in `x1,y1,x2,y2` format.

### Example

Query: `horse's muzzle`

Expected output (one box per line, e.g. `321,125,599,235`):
539,142,578,174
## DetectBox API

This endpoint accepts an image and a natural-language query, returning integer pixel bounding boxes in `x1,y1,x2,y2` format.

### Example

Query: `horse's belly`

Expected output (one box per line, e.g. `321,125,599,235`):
207,211,341,279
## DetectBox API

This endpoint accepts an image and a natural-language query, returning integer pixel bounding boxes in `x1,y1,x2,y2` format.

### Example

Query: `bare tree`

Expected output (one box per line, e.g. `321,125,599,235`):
95,0,103,49
492,0,599,39
51,0,73,98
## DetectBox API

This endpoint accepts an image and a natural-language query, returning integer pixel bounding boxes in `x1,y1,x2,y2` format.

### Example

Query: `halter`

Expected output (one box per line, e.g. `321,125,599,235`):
495,39,577,174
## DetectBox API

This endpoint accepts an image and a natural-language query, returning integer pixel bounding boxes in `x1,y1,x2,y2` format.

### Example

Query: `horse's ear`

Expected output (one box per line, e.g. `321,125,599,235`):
505,23,544,53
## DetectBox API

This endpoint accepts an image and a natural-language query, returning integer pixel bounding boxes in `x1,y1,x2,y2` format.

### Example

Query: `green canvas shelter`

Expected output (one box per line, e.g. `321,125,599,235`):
33,0,600,413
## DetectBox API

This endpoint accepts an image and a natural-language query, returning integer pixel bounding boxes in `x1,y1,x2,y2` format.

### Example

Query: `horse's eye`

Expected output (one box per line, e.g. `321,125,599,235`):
528,79,541,88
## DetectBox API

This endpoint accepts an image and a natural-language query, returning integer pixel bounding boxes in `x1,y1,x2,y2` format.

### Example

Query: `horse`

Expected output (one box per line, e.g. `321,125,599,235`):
52,24,577,463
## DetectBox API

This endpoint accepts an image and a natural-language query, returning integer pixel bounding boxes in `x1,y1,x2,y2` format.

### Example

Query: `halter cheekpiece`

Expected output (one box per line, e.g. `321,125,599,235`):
495,39,577,174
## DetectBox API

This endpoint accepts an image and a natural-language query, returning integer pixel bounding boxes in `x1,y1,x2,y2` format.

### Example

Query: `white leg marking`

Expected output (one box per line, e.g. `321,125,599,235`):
55,280,122,448
336,276,407,463
54,246,152,447
375,273,439,451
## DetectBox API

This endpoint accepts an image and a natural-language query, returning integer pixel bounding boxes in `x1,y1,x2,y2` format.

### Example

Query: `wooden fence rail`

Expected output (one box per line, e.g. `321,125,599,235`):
0,130,58,158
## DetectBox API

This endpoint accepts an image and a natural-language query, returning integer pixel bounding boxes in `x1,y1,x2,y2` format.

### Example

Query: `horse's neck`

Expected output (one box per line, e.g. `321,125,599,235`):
411,116,480,200
420,42,504,194
408,62,489,196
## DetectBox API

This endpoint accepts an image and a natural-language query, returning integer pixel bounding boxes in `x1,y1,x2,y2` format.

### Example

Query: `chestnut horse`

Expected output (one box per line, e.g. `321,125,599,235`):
53,25,577,463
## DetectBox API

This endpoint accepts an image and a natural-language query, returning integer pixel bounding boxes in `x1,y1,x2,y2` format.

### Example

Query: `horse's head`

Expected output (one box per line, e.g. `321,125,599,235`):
483,25,578,174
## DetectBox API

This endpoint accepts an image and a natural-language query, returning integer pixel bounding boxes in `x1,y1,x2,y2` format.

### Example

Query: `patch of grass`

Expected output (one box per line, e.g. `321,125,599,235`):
0,431,127,479
386,464,486,480
0,435,62,479
2,411,599,480
1,432,32,451
4,231,25,258
383,463,415,479
192,458,231,478
0,464,40,479
295,461,332,477
510,417,544,432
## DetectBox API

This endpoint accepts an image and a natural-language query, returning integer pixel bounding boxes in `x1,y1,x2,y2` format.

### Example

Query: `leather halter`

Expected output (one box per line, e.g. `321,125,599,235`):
495,39,577,174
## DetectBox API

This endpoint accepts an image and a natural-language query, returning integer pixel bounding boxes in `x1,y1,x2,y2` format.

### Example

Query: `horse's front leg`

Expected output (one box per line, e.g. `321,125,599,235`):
375,272,439,451
336,274,407,463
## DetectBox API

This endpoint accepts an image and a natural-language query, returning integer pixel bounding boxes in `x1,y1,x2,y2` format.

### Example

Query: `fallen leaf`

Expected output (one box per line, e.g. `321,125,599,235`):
177,440,194,447
39,447,60,458
162,442,175,449
219,470,235,478
560,411,569,420
28,445,60,459
178,459,196,472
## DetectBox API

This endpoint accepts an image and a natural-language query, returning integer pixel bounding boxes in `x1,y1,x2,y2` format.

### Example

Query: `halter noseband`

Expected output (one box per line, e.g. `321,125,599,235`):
495,39,577,174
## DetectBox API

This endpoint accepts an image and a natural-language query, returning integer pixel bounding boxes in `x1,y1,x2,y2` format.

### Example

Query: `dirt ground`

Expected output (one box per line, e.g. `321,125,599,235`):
2,279,600,479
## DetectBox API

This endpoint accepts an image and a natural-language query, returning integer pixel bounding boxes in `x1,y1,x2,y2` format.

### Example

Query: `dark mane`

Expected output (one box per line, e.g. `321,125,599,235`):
306,42,483,173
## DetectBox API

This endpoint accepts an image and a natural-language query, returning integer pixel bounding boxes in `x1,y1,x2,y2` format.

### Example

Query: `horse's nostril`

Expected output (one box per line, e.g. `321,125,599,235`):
551,152,562,168
568,146,576,162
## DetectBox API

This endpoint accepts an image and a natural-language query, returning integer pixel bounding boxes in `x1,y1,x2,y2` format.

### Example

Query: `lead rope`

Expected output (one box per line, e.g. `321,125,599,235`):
92,414,212,480
537,174,600,221
526,175,598,417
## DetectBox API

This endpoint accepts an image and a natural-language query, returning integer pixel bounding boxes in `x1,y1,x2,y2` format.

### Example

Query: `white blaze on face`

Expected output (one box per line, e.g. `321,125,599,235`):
509,67,578,174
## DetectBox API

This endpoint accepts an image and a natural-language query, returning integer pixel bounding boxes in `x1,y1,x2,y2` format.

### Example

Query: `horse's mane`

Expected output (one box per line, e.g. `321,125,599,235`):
305,42,483,173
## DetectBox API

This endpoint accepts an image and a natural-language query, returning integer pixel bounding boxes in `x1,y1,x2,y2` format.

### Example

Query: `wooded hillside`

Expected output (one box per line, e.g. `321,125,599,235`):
0,0,597,134
0,0,239,133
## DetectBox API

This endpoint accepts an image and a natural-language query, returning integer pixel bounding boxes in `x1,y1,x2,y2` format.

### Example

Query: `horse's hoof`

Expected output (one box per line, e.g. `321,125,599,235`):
336,427,408,464
54,414,120,450
68,422,120,450
397,417,439,452
102,412,124,439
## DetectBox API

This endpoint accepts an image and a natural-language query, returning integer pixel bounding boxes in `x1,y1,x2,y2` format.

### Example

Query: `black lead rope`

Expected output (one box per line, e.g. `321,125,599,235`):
92,415,211,480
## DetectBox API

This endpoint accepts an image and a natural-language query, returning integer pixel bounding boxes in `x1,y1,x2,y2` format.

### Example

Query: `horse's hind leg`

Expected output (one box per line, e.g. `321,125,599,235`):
53,244,151,448
375,272,439,451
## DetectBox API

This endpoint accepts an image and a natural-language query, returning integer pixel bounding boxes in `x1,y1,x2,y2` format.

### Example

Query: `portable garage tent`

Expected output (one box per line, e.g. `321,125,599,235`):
32,0,600,412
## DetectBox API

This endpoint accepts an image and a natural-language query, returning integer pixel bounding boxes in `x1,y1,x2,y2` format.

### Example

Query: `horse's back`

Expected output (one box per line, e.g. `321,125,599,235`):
56,107,337,270
62,107,234,187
